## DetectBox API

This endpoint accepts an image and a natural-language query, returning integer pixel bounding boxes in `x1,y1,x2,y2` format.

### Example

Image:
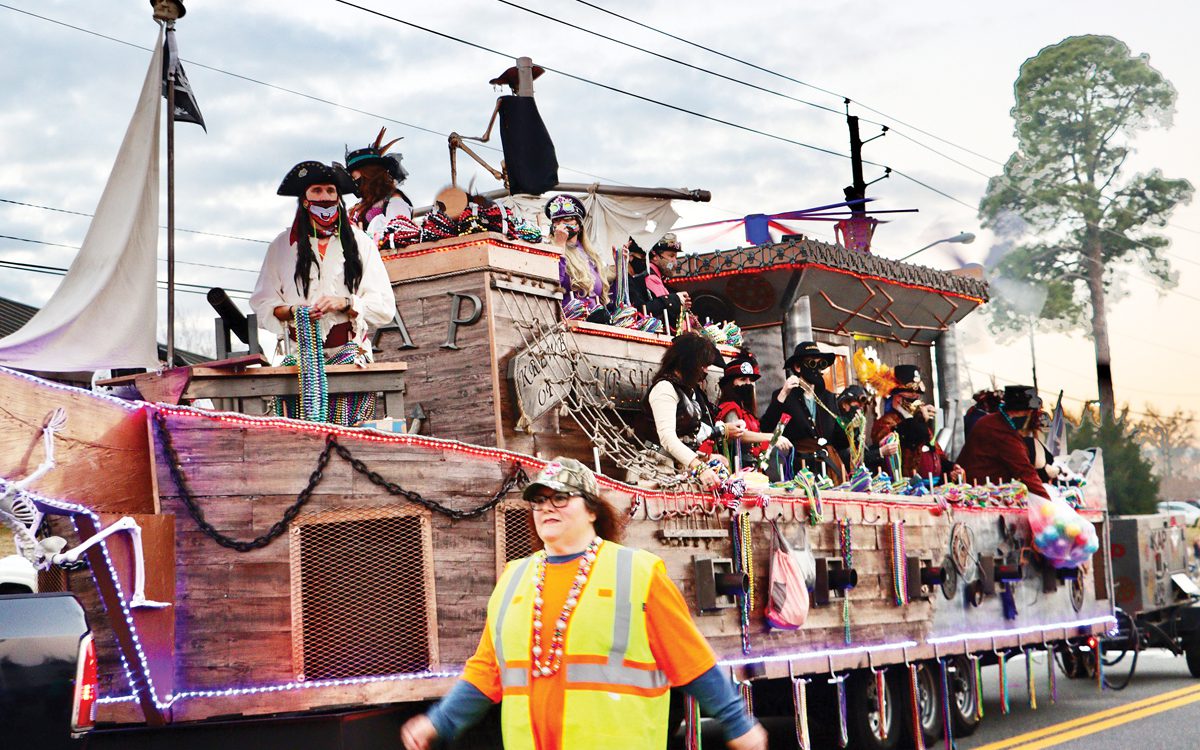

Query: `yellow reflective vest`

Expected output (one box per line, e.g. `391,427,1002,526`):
486,541,671,750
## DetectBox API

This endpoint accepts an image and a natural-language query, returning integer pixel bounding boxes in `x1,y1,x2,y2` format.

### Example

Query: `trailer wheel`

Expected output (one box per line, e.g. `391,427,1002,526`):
899,662,943,747
1186,645,1200,679
847,669,900,750
948,655,982,737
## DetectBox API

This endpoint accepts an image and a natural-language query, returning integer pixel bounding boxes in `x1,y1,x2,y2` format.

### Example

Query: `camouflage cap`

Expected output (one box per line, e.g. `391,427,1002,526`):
523,457,598,501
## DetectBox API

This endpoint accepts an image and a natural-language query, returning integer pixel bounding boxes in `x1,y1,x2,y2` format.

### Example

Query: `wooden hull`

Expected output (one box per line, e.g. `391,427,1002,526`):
0,368,1114,729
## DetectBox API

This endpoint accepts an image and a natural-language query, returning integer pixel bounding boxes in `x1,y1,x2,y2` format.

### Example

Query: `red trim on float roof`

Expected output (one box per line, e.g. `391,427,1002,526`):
382,237,559,261
679,261,986,305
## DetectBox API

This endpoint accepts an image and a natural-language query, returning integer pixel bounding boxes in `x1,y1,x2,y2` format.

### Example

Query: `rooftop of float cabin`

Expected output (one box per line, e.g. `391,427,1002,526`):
673,236,990,302
669,236,989,345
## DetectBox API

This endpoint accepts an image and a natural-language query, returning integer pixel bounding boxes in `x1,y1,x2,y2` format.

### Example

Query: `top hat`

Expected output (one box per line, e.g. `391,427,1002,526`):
1001,385,1042,412
721,350,761,383
522,457,599,501
345,127,407,183
784,341,836,371
890,364,925,395
277,161,357,198
545,194,586,222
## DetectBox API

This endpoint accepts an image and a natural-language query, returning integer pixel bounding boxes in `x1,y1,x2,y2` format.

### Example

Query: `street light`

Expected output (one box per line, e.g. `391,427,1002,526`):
898,231,976,262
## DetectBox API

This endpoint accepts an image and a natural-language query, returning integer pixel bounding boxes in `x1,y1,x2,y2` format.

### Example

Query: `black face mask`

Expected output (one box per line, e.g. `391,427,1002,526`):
732,384,755,406
798,366,824,387
840,402,862,418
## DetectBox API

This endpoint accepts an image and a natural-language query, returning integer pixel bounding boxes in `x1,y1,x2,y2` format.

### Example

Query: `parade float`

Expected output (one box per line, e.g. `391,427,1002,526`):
0,16,1119,750
0,219,1118,747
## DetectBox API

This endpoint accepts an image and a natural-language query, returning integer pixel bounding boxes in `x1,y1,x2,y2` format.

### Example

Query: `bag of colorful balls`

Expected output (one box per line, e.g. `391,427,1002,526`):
1027,494,1100,568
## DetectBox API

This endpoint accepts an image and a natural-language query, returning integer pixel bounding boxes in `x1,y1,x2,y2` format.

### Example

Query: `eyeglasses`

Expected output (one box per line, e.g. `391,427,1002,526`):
527,492,577,510
801,357,828,369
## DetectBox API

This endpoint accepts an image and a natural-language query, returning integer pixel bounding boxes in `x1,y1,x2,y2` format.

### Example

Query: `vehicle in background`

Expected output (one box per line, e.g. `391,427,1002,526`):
1157,501,1200,527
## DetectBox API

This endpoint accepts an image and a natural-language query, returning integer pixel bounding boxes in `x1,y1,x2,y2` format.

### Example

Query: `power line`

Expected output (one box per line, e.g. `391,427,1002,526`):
569,0,1003,167
0,2,626,190
332,0,853,161
560,2,1200,262
0,233,259,276
0,197,269,244
495,0,843,117
0,258,250,299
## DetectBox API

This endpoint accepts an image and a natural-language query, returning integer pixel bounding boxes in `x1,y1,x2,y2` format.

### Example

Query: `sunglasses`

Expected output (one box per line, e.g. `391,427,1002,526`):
526,492,577,510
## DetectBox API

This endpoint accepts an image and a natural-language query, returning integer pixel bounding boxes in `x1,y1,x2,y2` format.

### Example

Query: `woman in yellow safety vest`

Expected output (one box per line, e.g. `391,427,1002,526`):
400,456,767,750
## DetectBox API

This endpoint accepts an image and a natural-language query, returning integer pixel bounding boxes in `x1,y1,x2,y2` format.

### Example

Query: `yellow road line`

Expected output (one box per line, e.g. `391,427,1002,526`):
1003,692,1200,749
971,683,1200,750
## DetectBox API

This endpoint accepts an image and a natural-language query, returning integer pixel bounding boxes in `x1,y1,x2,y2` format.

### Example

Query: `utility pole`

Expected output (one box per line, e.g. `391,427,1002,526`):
837,102,888,253
844,113,867,218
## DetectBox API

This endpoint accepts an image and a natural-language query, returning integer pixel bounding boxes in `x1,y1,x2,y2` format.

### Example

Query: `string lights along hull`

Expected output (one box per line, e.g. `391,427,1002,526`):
0,365,1113,729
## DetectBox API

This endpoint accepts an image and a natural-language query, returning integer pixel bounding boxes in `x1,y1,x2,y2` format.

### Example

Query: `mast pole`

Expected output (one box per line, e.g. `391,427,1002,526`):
165,20,177,368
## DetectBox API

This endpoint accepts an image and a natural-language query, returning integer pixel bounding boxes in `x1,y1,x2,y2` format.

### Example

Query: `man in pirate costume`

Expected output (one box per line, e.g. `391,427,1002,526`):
249,160,397,425
957,385,1050,497
760,341,846,482
629,233,690,322
345,127,414,238
833,384,899,475
870,365,963,483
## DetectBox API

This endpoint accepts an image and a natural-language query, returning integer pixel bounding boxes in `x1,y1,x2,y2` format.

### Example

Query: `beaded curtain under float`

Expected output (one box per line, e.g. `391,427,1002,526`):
273,306,376,427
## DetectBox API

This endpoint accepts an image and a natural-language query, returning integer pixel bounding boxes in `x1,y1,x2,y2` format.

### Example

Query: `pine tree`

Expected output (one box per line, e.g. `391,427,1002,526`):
1071,407,1159,514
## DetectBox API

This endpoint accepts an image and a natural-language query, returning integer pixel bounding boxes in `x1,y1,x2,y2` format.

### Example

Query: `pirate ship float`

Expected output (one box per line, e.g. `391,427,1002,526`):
0,46,1114,750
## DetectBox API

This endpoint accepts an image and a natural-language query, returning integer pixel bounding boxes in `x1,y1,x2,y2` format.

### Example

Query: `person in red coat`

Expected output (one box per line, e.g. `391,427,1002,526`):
870,365,962,483
957,385,1049,498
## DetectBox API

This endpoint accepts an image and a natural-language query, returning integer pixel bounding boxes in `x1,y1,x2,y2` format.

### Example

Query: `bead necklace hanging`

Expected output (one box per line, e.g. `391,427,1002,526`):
791,674,811,750
684,693,702,750
731,511,754,654
873,667,889,741
1025,648,1038,709
1047,647,1058,704
294,306,329,423
530,536,602,678
938,658,955,750
999,650,1011,714
838,518,853,644
890,520,909,606
907,663,926,750
738,675,755,716
829,672,849,748
843,410,867,471
970,653,985,720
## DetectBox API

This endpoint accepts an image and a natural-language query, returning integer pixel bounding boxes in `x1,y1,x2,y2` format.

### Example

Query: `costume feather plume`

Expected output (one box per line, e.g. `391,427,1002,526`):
853,348,899,395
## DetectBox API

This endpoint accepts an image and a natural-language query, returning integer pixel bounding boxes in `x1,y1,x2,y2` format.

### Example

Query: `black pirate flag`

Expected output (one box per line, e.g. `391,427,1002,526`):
162,26,206,131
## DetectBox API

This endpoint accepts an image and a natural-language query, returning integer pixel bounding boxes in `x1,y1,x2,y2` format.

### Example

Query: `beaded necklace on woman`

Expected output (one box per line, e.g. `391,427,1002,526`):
529,535,603,678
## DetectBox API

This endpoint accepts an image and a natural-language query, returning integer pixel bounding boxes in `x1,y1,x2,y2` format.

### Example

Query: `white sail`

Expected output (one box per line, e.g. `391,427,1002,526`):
0,29,164,372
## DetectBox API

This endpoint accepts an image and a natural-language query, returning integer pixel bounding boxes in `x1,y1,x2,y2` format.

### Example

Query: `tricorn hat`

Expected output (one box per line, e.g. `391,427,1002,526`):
784,341,836,371
545,194,586,222
1001,385,1042,412
890,364,925,395
522,457,599,502
650,232,682,256
277,161,357,198
345,127,407,183
489,64,547,90
721,349,761,383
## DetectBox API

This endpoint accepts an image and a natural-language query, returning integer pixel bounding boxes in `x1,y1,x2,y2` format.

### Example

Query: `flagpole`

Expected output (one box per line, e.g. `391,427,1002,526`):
165,20,176,367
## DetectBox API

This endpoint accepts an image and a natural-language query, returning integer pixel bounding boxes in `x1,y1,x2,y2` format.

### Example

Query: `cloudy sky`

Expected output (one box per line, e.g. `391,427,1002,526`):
0,0,1195,421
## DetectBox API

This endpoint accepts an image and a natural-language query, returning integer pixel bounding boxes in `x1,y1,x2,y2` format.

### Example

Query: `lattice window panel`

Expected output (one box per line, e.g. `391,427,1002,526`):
495,500,535,579
290,505,437,681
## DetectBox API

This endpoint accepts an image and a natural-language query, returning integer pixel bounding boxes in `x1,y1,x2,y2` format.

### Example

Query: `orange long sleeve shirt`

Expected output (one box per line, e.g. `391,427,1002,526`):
462,557,715,750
